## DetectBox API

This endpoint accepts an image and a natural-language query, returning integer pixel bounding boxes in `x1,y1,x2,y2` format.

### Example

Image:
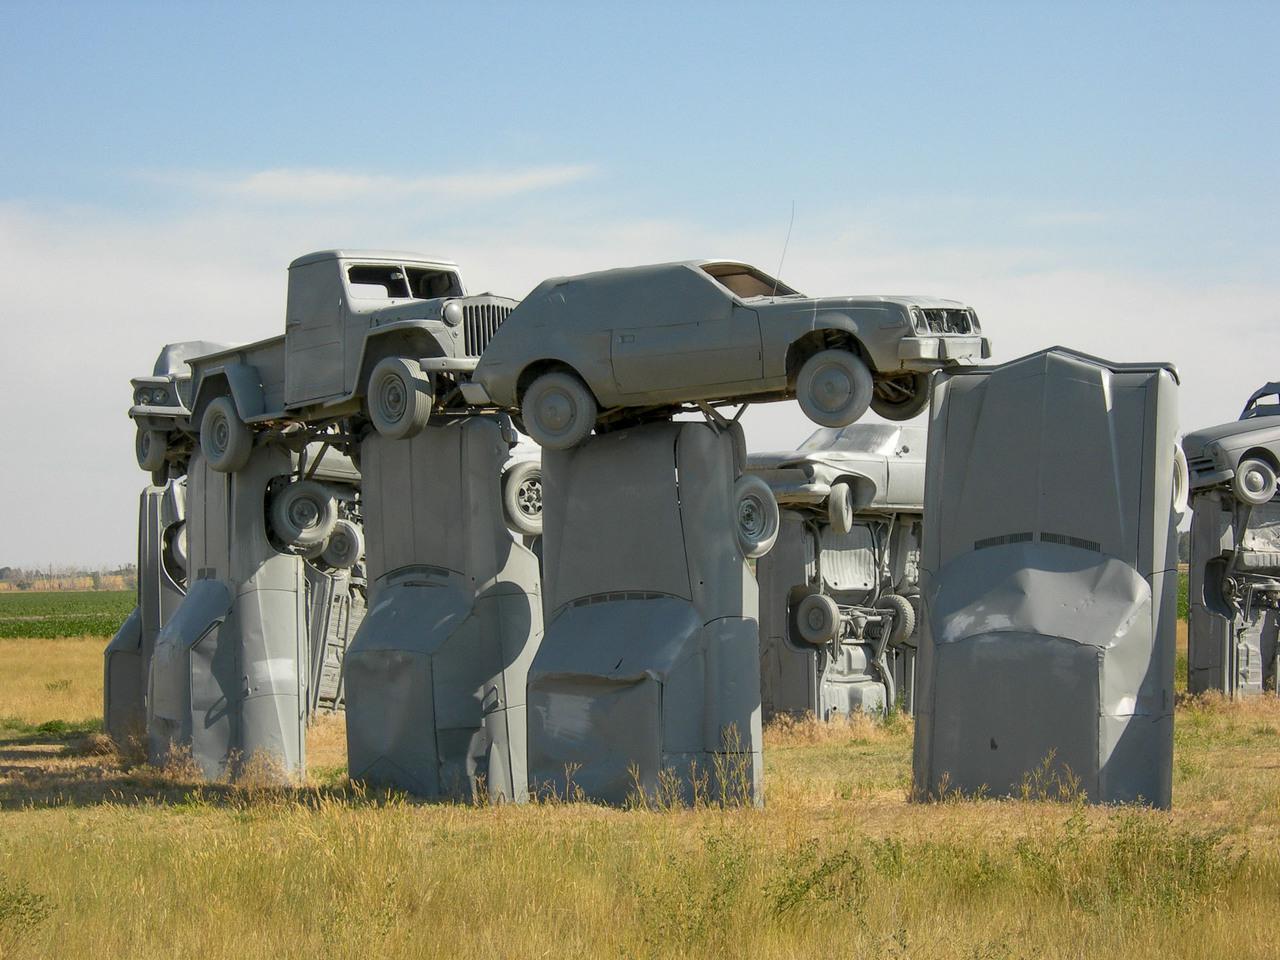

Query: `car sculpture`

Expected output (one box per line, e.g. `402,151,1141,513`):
1183,381,1280,507
185,251,516,471
130,340,232,484
749,422,926,717
466,260,990,449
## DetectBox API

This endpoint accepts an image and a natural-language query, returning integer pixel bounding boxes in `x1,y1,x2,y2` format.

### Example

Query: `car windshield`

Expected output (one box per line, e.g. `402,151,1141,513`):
1241,382,1280,420
700,262,800,299
800,423,901,455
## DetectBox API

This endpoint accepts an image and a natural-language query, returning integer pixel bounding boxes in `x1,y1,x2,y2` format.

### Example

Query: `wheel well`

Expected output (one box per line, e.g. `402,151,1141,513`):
191,374,230,424
515,359,590,404
785,331,866,387
1241,446,1280,473
358,332,442,393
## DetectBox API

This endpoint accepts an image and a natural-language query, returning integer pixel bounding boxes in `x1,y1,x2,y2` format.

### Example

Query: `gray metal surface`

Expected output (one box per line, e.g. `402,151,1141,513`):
913,347,1180,807
183,252,515,447
1187,490,1280,695
758,511,921,720
527,420,764,806
147,445,309,778
472,261,989,434
751,423,927,719
1183,393,1280,696
343,416,543,802
105,479,188,744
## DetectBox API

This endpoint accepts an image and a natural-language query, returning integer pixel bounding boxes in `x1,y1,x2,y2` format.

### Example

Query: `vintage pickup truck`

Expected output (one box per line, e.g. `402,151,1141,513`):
185,250,516,471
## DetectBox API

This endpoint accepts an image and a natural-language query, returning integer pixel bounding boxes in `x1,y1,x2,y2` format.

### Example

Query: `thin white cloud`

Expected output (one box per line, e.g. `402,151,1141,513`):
151,164,597,204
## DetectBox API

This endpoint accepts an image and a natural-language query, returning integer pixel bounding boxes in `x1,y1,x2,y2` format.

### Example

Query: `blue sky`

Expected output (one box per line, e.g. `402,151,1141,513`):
1,1,1277,564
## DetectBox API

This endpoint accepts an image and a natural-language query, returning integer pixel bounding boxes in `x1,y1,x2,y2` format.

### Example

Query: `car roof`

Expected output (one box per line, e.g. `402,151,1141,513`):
289,250,459,269
534,260,968,307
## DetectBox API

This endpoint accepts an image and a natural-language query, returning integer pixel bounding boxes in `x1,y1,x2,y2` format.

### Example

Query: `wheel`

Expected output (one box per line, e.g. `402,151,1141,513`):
733,474,780,558
321,518,365,569
870,372,931,421
794,593,841,646
875,593,916,646
1172,444,1190,518
521,371,597,450
827,480,854,535
167,523,189,578
200,396,254,472
795,349,874,427
270,479,338,549
502,461,544,537
1234,457,1278,506
368,357,433,440
136,427,168,472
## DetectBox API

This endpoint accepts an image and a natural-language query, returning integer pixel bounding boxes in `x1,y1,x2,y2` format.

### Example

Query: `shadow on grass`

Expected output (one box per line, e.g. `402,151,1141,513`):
0,723,394,812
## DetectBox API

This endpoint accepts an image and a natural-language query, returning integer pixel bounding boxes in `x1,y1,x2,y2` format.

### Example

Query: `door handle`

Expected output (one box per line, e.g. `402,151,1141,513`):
618,334,634,344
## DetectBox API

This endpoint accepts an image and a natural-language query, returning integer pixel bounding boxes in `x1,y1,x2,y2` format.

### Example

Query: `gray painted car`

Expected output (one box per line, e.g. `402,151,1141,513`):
467,260,990,449
130,340,231,484
1183,383,1280,506
185,251,516,471
1183,382,1280,697
749,423,926,720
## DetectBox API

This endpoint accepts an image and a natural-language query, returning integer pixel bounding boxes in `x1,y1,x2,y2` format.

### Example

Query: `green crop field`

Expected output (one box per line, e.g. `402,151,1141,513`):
0,590,134,640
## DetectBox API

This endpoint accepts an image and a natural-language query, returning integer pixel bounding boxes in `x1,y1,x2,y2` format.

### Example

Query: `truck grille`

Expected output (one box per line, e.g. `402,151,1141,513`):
918,308,974,334
462,302,512,357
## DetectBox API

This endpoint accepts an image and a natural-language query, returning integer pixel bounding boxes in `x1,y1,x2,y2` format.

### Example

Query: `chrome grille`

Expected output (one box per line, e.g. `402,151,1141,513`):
918,308,974,334
462,302,512,357
1188,456,1217,478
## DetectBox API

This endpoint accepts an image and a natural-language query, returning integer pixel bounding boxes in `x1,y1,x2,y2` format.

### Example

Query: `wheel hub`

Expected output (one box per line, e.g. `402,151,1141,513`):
540,390,572,431
382,378,406,420
289,499,319,529
813,364,853,412
517,478,542,516
1244,469,1266,494
739,495,765,538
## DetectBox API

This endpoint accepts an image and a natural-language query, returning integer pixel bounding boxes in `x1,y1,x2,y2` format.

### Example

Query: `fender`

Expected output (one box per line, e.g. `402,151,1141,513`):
192,361,267,423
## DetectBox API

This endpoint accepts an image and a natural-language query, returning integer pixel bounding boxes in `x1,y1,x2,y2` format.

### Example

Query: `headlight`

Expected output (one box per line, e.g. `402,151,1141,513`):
134,389,148,405
152,388,168,404
443,302,462,327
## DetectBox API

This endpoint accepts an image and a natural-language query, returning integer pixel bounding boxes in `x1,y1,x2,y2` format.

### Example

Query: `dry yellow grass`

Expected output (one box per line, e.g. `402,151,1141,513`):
0,637,103,726
0,635,1278,960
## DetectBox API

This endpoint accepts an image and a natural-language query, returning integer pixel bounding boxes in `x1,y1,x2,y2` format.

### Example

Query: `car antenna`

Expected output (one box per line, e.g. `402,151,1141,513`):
771,200,795,300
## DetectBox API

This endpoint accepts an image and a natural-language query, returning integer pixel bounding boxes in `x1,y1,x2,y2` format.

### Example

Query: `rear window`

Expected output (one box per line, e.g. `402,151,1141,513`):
700,262,799,299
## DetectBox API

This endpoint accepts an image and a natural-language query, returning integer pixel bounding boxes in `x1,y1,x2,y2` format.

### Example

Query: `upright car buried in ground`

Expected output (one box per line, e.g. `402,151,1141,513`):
466,260,990,449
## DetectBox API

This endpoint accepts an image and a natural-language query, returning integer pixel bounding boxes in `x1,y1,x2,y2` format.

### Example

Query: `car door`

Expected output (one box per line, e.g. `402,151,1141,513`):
610,268,762,396
284,260,346,406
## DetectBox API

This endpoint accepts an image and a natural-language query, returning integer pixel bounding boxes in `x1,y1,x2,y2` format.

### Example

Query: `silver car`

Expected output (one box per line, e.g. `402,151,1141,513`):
467,260,990,448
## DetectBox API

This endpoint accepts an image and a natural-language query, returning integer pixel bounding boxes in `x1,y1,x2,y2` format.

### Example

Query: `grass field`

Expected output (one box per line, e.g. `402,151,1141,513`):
0,591,136,640
1,588,1276,959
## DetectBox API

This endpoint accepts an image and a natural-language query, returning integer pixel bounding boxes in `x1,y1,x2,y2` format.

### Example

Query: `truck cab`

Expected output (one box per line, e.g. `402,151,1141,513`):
283,250,467,407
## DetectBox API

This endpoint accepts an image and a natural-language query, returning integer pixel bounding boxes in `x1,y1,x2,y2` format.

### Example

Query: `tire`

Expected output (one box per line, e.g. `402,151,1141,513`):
795,593,841,646
1234,457,1278,506
270,479,338,549
827,480,854,535
875,593,916,646
368,357,433,440
870,372,931,421
734,474,780,558
521,371,597,450
168,523,189,577
1172,444,1190,518
200,395,254,473
136,427,168,472
321,518,365,569
795,349,874,428
503,461,544,537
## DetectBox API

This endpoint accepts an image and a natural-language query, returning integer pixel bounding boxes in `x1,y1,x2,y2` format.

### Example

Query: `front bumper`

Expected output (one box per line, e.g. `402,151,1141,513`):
898,335,991,363
129,404,190,432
